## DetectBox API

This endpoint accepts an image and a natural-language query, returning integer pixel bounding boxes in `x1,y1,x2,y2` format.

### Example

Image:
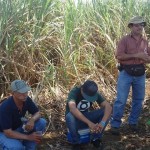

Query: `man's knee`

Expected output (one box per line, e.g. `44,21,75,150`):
35,118,47,131
66,112,76,119
39,118,47,127
1,139,24,150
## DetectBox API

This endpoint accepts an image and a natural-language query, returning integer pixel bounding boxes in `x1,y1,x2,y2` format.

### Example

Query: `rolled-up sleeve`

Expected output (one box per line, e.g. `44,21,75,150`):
115,37,126,59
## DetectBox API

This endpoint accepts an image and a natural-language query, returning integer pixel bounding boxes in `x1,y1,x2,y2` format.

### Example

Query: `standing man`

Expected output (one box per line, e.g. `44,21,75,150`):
111,16,150,135
0,79,47,149
65,80,112,150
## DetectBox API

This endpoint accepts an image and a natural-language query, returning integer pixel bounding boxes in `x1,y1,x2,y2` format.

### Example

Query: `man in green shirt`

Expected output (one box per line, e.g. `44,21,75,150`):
65,80,112,150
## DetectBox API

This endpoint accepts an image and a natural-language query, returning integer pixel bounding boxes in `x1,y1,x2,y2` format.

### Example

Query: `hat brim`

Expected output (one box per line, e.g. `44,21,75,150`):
128,22,146,28
17,86,31,93
82,92,98,102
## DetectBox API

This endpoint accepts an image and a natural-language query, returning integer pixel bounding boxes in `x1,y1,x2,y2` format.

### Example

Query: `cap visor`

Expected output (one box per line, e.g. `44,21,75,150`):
17,87,31,93
82,92,98,102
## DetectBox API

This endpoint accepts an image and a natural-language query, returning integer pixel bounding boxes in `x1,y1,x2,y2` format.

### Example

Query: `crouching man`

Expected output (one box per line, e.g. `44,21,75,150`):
65,80,112,150
0,79,47,150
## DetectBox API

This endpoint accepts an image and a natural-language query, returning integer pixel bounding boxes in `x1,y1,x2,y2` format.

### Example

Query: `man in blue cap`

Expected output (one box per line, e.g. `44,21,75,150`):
0,79,47,149
65,80,112,150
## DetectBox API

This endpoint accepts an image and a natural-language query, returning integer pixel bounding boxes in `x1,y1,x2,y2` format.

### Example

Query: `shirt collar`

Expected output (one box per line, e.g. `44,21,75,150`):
129,32,146,41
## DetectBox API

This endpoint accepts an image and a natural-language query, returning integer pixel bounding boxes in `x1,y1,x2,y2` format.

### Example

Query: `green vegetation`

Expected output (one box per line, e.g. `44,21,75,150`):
0,0,150,99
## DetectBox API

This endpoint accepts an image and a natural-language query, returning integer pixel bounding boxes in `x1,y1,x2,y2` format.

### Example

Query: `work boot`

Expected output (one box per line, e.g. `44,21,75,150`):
91,139,103,149
72,144,81,150
110,127,120,135
129,124,139,132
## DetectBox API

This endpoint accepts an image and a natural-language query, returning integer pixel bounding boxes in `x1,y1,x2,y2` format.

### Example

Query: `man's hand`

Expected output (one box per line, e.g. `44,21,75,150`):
25,119,35,132
28,132,42,144
95,123,104,133
88,122,103,133
136,52,149,61
25,112,41,132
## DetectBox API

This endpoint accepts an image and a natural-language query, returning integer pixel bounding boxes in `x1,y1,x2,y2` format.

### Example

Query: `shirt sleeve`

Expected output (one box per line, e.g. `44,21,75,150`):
26,97,39,115
67,87,79,103
0,107,12,130
115,37,127,58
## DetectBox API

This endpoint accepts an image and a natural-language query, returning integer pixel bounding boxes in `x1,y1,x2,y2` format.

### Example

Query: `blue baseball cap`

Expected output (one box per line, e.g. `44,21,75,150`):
81,80,98,102
11,80,31,93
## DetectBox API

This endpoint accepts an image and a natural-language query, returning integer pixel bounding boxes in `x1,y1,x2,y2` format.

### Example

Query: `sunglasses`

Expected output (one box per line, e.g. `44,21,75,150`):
132,23,145,27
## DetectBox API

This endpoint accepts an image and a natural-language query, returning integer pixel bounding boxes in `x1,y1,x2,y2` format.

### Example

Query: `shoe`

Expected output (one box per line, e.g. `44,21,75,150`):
91,139,103,148
72,144,81,150
129,124,139,132
110,127,120,135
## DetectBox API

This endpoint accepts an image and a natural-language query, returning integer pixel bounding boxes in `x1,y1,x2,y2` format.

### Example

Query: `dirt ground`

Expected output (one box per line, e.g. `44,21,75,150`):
37,79,150,150
37,115,150,150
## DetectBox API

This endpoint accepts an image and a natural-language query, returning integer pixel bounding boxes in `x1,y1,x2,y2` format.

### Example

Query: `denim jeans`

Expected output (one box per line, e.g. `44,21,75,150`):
65,108,109,144
111,70,145,128
0,118,47,150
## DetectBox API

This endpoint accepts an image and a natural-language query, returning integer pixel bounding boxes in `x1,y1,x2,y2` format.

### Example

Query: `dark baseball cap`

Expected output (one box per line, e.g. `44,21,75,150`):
11,79,31,93
81,80,98,102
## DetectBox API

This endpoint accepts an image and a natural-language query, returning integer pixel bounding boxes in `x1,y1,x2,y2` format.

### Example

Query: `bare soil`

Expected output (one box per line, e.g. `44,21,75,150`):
37,114,150,150
37,79,150,150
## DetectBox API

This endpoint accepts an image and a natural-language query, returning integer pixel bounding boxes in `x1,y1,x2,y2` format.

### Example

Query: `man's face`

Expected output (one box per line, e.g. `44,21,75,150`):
13,91,28,102
130,23,144,35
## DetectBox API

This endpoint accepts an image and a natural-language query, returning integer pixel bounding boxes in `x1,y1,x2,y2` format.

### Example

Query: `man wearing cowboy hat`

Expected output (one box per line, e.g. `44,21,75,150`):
110,16,150,135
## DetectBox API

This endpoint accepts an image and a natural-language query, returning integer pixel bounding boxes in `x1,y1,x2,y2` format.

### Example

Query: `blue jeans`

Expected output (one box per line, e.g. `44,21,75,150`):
111,70,145,128
0,118,47,150
65,109,109,144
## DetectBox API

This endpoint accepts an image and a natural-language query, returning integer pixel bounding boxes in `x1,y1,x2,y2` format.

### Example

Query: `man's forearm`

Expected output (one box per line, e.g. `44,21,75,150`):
30,112,41,122
4,129,28,140
70,108,92,125
117,52,149,61
117,53,139,61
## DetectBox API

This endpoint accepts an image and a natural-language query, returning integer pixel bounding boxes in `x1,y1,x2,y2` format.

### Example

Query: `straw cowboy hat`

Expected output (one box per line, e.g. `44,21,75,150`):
128,16,146,28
